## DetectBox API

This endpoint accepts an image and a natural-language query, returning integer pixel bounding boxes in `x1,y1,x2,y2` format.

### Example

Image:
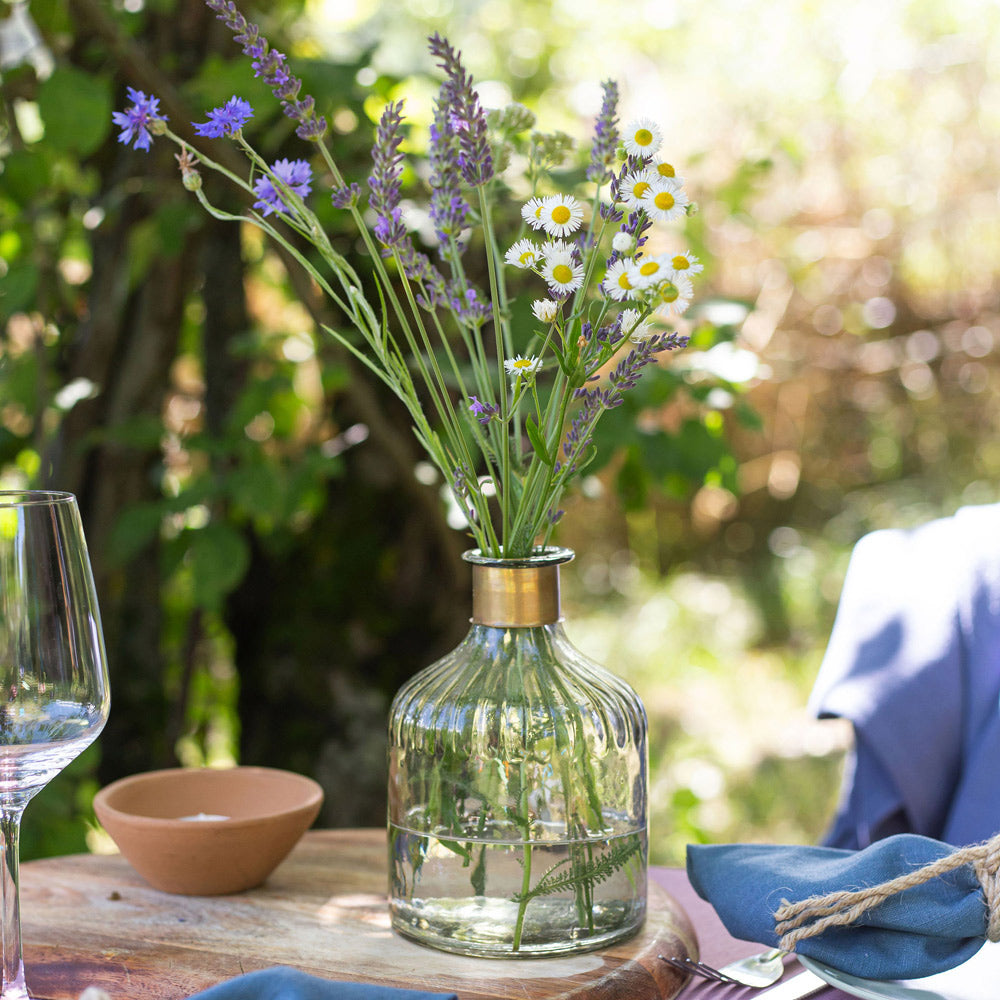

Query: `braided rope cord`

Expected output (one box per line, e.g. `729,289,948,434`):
773,832,1000,952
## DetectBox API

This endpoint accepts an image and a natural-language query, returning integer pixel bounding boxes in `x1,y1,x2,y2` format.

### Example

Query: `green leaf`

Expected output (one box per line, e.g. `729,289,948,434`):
1,149,51,203
107,502,165,565
37,67,112,156
187,522,250,609
0,262,40,319
525,415,554,467
227,464,287,522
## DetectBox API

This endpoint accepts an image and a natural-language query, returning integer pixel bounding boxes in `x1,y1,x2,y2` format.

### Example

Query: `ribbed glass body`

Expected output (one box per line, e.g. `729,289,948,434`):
387,548,648,957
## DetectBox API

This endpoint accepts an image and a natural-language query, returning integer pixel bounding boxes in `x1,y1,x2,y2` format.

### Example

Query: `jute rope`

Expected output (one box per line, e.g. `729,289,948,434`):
773,831,1000,952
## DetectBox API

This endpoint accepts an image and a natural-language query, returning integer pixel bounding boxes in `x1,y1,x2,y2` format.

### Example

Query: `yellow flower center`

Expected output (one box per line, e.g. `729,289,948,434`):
654,191,675,211
660,282,679,303
639,261,660,276
519,251,535,266
552,264,573,284
551,205,571,225
634,128,653,147
656,162,676,178
513,358,533,369
616,272,633,290
672,255,690,270
632,181,650,199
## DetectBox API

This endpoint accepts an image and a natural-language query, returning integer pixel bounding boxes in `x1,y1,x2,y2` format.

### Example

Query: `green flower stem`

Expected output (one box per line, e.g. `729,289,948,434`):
570,188,614,315
478,186,511,555
394,268,499,550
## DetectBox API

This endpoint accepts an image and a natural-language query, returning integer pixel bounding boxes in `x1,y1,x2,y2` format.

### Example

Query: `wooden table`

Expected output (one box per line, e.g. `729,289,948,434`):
19,829,700,1000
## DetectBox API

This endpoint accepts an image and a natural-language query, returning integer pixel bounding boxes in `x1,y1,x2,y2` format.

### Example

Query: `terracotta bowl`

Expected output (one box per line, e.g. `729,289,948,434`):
93,766,324,895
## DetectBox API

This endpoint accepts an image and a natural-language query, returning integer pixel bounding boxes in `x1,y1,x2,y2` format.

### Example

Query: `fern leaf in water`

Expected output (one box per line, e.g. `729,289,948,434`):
512,835,643,904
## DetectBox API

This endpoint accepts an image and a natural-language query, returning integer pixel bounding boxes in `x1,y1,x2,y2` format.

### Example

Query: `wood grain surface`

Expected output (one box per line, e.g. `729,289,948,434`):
19,828,696,1000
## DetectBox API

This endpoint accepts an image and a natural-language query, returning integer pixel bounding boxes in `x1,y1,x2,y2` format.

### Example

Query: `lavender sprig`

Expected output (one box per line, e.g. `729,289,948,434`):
428,94,470,255
563,331,688,472
368,100,407,249
587,80,619,184
204,0,327,140
427,34,493,187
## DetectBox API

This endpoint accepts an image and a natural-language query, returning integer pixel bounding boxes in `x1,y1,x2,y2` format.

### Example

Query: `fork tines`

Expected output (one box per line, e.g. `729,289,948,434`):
658,955,742,985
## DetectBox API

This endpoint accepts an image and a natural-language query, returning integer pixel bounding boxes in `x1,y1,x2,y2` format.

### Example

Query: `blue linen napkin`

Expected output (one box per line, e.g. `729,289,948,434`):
810,502,1000,849
687,833,990,981
188,967,459,1000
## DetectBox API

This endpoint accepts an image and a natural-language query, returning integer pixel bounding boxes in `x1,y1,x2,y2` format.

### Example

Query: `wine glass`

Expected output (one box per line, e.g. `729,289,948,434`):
0,491,111,999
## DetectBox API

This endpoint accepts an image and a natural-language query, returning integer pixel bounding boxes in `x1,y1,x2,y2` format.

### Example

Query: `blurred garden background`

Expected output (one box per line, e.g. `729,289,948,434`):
2,0,999,865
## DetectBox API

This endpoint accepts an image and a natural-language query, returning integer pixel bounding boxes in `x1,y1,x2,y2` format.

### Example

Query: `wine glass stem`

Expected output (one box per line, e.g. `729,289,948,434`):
0,807,27,1000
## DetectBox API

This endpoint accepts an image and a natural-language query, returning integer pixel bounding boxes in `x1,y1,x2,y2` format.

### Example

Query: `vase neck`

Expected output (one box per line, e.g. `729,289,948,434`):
470,561,564,627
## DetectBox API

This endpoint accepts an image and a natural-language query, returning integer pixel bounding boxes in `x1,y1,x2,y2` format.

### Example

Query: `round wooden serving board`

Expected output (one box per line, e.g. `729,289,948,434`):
20,828,697,1000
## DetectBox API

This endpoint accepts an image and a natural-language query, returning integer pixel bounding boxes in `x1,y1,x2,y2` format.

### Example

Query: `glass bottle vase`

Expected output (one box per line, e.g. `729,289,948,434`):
387,547,648,957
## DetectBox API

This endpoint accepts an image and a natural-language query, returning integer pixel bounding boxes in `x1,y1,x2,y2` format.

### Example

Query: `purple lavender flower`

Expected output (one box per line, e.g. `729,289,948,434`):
365,100,451,308
368,101,407,249
468,395,500,425
587,79,619,184
562,332,687,469
203,0,327,141
252,157,312,216
427,34,493,187
112,87,166,152
192,95,254,138
450,285,490,327
400,245,448,308
331,182,361,209
452,465,477,521
427,95,469,254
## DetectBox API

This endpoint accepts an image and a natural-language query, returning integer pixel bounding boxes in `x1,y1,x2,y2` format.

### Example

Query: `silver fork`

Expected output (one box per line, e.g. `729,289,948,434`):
660,947,787,987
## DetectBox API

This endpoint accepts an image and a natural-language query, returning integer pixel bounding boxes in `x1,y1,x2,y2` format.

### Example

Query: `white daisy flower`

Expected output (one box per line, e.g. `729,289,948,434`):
532,299,560,323
504,355,543,379
631,254,674,287
520,197,547,230
602,259,639,301
611,230,636,254
669,250,703,277
655,273,695,317
623,118,663,159
620,308,654,342
539,194,584,238
651,159,683,184
541,239,574,263
542,257,585,294
642,178,689,221
620,170,655,211
505,239,541,269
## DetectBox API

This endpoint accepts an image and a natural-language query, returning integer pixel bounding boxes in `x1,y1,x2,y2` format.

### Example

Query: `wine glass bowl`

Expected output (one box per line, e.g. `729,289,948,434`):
0,491,111,999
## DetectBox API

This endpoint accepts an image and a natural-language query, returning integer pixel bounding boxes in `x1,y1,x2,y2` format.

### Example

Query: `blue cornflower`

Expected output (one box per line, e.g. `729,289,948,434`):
252,158,312,217
192,96,254,138
112,87,167,152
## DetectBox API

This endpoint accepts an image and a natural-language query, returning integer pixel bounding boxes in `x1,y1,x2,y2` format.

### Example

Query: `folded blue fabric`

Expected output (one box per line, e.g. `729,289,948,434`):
687,834,989,981
810,502,1000,849
188,967,459,1000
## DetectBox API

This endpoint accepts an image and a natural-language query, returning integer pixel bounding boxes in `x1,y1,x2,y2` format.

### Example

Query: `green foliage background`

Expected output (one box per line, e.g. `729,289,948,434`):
2,0,1000,865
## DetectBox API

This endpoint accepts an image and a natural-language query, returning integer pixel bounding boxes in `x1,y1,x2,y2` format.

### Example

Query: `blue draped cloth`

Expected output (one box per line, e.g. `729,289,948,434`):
188,968,458,1000
811,502,1000,848
687,834,991,980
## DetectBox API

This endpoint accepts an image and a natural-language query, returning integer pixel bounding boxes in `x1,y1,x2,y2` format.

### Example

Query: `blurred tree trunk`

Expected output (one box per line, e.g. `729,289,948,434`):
39,0,470,816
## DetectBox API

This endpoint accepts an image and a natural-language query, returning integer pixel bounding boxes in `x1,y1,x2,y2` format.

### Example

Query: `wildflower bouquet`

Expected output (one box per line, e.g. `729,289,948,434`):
113,0,698,560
